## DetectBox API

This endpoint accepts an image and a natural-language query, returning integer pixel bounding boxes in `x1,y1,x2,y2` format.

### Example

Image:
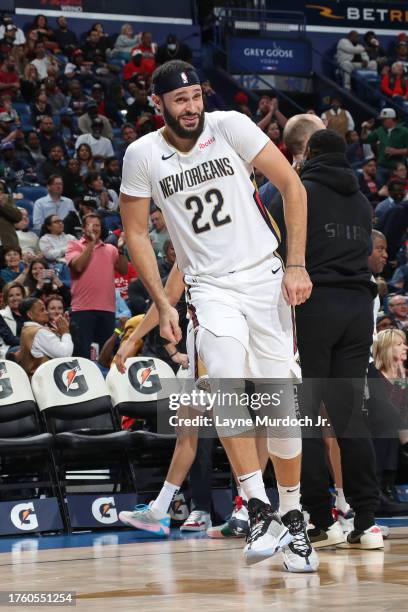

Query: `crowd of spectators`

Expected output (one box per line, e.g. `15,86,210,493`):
0,11,406,525
0,13,201,373
0,14,406,415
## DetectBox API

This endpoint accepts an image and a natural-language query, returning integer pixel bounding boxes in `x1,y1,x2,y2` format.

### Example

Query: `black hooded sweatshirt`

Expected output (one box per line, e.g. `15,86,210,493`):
268,152,376,296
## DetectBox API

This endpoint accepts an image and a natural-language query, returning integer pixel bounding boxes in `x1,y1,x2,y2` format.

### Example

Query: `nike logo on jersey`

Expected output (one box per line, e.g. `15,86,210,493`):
162,152,176,161
271,266,281,274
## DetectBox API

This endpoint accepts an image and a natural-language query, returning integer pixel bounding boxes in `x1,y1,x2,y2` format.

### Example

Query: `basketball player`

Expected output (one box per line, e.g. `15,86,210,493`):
119,60,318,571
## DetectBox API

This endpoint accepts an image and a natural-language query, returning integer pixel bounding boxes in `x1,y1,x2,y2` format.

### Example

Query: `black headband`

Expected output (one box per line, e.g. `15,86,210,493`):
153,68,200,95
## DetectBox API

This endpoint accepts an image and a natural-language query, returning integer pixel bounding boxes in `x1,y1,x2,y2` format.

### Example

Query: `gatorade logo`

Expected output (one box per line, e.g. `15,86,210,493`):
0,362,13,400
91,497,118,524
10,502,39,531
53,360,89,397
128,359,162,395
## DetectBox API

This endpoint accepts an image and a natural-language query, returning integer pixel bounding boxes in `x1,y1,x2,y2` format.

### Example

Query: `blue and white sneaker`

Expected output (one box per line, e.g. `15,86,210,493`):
244,498,292,565
119,502,170,536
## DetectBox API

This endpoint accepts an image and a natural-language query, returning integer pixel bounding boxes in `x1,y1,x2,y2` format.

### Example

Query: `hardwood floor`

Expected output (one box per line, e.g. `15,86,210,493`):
0,530,407,611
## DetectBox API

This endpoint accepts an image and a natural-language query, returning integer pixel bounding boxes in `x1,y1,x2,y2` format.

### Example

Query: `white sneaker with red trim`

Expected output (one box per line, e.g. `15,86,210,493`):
180,510,212,532
337,524,384,549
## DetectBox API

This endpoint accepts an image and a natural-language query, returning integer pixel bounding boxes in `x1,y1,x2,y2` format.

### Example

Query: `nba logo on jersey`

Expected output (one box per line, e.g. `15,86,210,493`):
181,72,189,84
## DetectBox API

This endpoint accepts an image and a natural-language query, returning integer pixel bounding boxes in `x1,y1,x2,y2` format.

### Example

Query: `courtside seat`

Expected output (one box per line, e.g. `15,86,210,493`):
106,357,181,452
0,360,53,453
31,357,131,451
106,356,180,422
0,360,60,515
55,430,129,450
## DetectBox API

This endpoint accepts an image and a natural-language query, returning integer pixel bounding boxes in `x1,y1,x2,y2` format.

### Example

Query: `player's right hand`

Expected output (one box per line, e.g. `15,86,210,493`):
159,304,182,344
114,337,136,374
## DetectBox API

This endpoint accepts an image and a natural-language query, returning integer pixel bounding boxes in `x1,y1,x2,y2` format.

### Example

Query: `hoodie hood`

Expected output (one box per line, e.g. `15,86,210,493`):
300,152,359,196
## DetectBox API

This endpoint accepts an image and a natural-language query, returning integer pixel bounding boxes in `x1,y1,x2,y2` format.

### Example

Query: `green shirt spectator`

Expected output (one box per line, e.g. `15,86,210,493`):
362,109,408,171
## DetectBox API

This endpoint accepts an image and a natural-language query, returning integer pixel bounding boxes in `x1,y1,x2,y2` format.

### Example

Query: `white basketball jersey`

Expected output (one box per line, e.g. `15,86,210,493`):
121,111,280,277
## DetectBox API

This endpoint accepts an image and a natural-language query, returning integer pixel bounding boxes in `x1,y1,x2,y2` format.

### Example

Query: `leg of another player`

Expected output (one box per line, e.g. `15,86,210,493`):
119,404,199,536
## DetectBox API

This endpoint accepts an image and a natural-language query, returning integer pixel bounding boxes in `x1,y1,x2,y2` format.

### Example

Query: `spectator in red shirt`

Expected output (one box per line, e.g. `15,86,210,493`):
65,213,128,357
123,49,148,81
381,62,408,100
131,31,156,75
0,57,20,99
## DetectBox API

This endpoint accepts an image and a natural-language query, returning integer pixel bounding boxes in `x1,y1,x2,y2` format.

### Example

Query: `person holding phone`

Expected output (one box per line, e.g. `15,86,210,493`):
65,213,128,358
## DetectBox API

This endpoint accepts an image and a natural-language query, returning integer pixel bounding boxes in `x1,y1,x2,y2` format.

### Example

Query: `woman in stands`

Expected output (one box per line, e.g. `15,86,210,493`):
0,247,28,284
24,259,71,307
83,172,120,231
266,121,290,161
45,293,80,357
76,143,96,177
18,297,73,377
112,24,139,60
38,215,75,263
20,63,40,103
0,281,25,358
15,207,40,257
369,329,408,511
27,15,56,50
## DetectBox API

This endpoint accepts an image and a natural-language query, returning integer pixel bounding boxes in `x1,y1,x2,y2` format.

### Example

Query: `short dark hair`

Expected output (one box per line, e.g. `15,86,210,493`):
47,174,63,186
85,172,102,187
45,293,64,308
20,297,41,321
3,246,22,258
306,129,346,156
82,212,101,228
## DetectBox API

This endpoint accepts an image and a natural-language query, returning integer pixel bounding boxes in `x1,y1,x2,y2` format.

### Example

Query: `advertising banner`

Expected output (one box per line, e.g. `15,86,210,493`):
228,37,312,76
0,498,63,536
67,493,138,528
15,0,191,20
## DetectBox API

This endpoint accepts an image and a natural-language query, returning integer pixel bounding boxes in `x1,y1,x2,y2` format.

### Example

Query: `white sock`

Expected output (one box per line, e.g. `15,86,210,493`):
335,488,350,514
151,481,179,515
277,482,301,516
237,486,248,502
237,470,269,505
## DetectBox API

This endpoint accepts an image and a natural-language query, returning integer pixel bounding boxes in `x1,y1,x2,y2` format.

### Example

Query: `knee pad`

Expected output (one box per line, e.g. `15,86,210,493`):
267,436,302,459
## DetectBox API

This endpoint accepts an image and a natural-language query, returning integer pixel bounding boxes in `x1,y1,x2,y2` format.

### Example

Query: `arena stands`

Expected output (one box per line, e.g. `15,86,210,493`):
0,3,407,549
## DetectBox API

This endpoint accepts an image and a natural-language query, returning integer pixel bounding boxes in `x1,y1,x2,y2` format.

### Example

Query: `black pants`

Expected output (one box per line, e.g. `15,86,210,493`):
296,287,379,531
190,437,214,512
70,310,116,358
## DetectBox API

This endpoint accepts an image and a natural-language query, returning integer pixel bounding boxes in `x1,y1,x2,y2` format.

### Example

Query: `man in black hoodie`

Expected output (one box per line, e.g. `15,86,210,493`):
296,130,381,550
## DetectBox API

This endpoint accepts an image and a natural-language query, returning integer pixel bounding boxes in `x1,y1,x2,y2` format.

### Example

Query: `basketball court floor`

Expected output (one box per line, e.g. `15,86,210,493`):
0,520,407,611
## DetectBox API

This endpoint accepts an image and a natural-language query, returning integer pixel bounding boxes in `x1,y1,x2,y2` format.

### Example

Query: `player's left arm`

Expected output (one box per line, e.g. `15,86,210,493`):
252,141,312,305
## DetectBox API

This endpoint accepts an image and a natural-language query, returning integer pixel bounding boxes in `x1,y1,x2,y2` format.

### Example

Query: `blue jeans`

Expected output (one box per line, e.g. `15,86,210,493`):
70,310,115,358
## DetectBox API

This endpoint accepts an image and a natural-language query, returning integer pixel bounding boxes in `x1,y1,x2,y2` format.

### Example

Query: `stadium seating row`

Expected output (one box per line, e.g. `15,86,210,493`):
0,356,180,532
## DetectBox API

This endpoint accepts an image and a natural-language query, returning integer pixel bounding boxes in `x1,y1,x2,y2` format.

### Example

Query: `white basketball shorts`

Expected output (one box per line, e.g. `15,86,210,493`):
184,255,301,380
